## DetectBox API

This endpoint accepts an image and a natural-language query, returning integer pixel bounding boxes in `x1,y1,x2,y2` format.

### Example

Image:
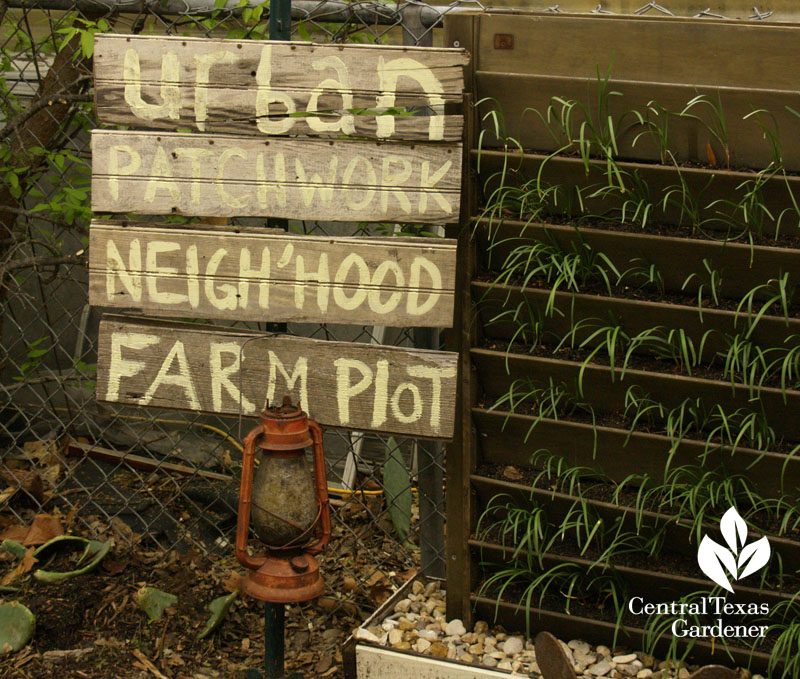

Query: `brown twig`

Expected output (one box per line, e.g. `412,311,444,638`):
155,615,171,661
0,83,92,142
1,252,85,272
106,593,130,625
132,649,170,679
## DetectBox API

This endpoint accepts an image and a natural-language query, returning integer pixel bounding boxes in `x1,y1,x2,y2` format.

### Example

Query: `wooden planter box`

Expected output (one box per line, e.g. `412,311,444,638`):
473,348,800,444
475,283,800,356
442,13,800,678
470,475,800,573
342,576,513,679
474,219,800,301
475,150,800,238
468,476,790,673
469,597,773,672
473,406,796,498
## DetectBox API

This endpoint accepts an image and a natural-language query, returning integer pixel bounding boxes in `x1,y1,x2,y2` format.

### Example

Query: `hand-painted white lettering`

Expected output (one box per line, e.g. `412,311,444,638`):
255,46,296,134
194,50,238,131
106,332,159,400
294,253,330,312
144,146,180,203
105,238,142,302
332,253,370,311
140,340,200,409
107,145,141,201
210,342,256,413
406,365,457,428
375,56,445,140
146,241,187,305
204,249,238,311
334,358,373,425
238,247,271,310
175,148,214,203
266,352,309,414
306,56,356,135
123,49,180,121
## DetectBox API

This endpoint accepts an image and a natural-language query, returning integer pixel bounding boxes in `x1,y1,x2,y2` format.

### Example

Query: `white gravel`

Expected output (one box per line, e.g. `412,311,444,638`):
357,581,762,679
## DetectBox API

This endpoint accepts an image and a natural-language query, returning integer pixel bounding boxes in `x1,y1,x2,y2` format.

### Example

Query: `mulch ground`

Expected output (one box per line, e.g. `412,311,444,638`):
0,500,415,679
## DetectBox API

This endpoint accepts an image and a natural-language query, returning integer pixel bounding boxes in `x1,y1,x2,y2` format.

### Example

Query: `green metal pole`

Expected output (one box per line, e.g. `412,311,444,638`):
266,0,290,331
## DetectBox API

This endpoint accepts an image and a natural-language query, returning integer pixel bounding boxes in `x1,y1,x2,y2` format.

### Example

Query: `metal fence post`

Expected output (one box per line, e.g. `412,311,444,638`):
404,0,444,579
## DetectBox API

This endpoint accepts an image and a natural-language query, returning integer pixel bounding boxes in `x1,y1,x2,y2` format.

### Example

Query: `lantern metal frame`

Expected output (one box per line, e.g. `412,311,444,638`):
235,397,331,604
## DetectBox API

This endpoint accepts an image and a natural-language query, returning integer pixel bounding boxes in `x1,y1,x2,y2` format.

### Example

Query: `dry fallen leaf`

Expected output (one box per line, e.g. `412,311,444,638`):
706,141,717,168
316,597,360,617
0,525,28,543
503,465,524,481
222,571,243,593
369,582,392,605
23,514,63,546
0,487,17,505
22,439,58,463
1,548,36,586
102,558,129,575
0,514,63,547
314,655,333,674
341,576,358,592
40,464,61,488
220,450,233,468
0,471,44,504
395,568,418,582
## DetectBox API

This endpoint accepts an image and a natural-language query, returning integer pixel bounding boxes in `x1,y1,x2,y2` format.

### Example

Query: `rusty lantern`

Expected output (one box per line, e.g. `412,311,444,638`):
235,395,331,603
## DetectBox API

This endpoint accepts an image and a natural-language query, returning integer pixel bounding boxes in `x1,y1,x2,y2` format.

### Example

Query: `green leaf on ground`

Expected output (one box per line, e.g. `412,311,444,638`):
198,590,238,639
32,535,112,583
0,602,35,654
135,586,178,621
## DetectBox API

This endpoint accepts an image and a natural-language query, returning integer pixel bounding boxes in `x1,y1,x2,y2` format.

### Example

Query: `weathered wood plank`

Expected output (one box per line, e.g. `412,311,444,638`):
475,71,800,171
96,315,458,439
93,34,468,141
459,1,800,18
88,221,456,327
95,101,464,141
476,13,800,90
356,645,510,679
91,130,462,223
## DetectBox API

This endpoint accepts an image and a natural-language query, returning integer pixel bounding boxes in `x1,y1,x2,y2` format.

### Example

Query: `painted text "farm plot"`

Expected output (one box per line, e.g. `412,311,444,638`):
97,316,458,439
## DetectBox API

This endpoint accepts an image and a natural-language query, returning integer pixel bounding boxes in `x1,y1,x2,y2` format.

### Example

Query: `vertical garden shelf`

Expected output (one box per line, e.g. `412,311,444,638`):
443,10,800,674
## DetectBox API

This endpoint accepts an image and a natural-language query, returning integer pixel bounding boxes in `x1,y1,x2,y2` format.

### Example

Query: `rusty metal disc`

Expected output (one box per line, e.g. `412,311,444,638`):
534,631,576,679
688,666,740,679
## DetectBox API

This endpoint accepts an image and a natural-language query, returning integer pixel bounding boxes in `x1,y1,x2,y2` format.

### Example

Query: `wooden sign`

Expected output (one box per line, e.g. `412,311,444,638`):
97,316,458,439
90,34,468,439
89,221,456,327
91,130,461,223
93,35,467,140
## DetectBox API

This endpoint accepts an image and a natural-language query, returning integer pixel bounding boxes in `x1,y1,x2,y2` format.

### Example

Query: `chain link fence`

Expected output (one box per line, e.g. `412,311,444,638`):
0,0,791,628
0,0,477,626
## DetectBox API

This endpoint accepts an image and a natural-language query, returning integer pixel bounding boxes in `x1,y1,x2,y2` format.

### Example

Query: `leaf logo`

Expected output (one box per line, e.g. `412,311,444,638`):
697,507,771,593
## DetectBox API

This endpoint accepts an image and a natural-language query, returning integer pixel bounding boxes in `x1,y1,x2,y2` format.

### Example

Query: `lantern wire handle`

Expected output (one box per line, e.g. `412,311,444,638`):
234,332,281,444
